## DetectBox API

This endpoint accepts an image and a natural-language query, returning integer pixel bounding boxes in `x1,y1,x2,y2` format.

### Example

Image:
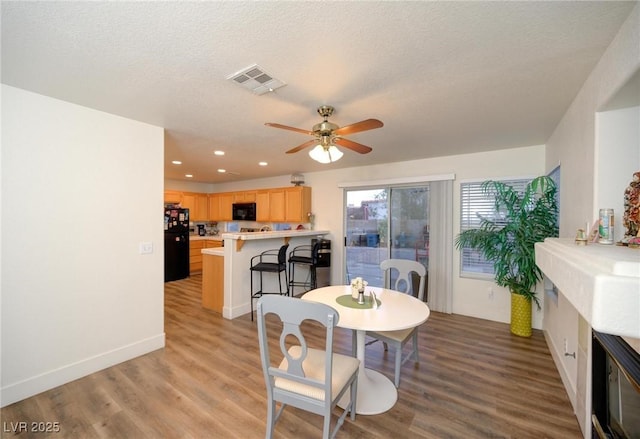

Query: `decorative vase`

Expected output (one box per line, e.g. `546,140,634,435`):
510,292,532,337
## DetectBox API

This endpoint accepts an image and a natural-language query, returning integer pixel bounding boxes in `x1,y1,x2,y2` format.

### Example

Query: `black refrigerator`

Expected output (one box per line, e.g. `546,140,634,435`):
164,207,190,282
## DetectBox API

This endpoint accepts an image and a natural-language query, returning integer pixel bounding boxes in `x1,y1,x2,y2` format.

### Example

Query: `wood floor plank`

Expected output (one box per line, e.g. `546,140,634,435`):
1,274,582,438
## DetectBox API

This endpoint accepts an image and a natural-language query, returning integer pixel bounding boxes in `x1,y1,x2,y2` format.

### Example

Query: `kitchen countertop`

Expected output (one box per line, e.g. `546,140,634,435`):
202,248,224,256
221,229,328,240
189,235,222,241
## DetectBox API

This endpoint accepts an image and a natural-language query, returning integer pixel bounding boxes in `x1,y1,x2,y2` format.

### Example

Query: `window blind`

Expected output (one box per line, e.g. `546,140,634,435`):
459,178,531,277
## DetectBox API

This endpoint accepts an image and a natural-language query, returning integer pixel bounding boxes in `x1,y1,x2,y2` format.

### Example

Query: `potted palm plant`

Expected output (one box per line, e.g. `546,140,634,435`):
455,176,558,337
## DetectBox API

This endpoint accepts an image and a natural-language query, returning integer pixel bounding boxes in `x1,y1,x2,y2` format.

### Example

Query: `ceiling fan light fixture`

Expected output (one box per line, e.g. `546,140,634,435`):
266,104,381,158
309,144,343,164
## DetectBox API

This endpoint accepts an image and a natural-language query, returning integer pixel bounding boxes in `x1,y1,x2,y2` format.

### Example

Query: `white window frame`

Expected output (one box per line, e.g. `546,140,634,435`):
459,177,532,279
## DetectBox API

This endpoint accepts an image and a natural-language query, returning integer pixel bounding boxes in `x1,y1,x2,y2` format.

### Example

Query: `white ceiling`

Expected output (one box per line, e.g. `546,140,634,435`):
2,1,636,183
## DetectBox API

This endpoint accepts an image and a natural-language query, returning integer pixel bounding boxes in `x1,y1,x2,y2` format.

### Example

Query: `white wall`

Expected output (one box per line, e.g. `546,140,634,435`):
546,5,640,238
1,86,165,406
542,4,640,435
165,178,215,193
595,105,640,242
201,144,546,327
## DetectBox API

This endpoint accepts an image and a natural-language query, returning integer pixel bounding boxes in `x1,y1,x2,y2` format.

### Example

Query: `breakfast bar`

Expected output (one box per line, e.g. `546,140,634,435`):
202,229,329,319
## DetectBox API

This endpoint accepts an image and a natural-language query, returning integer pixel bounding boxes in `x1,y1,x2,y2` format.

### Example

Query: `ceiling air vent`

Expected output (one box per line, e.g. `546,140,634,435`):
227,64,286,95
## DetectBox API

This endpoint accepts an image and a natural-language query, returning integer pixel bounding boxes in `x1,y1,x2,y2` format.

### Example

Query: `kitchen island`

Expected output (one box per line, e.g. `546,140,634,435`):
202,229,329,319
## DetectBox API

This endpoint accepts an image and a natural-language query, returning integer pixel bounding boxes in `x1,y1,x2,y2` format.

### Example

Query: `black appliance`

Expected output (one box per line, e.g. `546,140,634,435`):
164,208,190,282
232,203,256,221
592,330,640,439
311,238,331,287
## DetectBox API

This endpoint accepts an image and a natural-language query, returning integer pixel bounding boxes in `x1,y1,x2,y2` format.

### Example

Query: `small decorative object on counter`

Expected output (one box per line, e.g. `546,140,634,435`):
628,237,640,249
575,228,587,245
307,212,315,230
598,208,614,244
350,276,368,301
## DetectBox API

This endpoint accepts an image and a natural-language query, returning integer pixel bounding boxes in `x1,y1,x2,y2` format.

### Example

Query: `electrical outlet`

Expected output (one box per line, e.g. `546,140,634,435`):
139,242,153,255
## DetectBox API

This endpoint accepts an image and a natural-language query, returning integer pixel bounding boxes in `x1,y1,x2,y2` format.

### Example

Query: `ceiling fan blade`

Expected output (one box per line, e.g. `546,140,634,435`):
333,119,383,136
286,139,318,154
265,123,314,136
334,137,373,154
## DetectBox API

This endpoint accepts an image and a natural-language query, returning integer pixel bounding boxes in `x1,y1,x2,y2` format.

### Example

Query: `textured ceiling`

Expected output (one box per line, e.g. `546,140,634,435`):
1,1,636,183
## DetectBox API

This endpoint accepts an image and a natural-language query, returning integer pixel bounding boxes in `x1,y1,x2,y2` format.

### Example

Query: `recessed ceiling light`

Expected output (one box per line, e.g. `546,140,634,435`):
259,161,268,166
172,160,182,165
185,174,193,178
218,169,226,173
214,150,225,156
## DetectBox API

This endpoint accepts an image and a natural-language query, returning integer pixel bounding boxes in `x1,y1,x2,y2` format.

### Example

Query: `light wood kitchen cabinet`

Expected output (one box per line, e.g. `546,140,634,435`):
194,193,209,221
244,191,257,202
181,193,194,212
202,254,224,313
189,239,222,274
208,192,234,221
208,194,220,220
268,188,286,222
256,190,270,222
219,192,234,221
164,190,182,204
169,186,311,223
233,191,257,203
285,186,312,222
189,239,205,273
182,192,209,221
205,240,222,248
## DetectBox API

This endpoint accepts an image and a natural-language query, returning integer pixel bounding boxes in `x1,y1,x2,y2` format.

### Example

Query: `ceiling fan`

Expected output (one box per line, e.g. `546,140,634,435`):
265,105,383,163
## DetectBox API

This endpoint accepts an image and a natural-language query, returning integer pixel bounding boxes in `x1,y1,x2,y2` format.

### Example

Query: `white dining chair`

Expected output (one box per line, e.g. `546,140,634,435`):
256,295,360,439
360,258,427,387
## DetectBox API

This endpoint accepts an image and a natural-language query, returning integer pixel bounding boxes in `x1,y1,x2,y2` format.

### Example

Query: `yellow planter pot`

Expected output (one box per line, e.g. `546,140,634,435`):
510,292,532,337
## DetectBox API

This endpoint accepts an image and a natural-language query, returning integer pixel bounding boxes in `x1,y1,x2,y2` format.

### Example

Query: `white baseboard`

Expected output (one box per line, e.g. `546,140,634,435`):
1,333,165,407
223,303,251,320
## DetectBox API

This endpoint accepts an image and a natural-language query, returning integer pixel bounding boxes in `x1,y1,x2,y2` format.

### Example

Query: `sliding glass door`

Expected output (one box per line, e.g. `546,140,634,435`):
345,188,388,287
345,186,429,289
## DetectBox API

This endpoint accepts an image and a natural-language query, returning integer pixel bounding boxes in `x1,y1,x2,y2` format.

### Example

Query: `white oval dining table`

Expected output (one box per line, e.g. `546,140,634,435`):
302,285,430,415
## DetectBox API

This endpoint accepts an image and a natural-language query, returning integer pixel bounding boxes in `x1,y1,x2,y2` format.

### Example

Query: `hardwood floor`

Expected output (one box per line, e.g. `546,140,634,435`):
1,274,582,438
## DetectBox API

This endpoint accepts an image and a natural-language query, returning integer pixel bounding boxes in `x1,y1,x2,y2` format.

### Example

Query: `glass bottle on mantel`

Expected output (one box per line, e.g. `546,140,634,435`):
598,208,614,244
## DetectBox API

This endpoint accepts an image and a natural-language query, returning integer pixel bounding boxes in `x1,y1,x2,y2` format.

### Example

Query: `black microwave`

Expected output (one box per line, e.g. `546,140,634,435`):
232,203,256,221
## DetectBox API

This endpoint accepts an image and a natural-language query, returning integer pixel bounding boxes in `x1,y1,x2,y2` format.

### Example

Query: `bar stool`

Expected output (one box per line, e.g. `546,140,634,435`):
249,243,289,321
288,241,320,297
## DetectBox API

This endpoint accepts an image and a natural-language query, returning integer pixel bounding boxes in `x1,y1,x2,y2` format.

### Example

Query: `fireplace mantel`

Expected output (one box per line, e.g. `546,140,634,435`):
535,238,640,338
